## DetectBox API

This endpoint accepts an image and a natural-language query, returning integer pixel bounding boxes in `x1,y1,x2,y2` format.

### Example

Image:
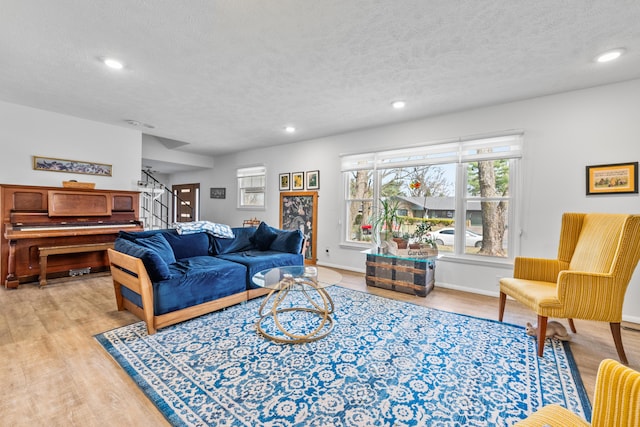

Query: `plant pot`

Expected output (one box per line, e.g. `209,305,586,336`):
392,237,408,249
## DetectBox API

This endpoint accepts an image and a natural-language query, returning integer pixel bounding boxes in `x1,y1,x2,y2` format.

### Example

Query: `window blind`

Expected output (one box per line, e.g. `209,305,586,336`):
340,132,523,171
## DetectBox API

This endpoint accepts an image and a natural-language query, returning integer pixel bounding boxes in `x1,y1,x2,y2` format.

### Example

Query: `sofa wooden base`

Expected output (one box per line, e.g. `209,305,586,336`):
120,292,254,334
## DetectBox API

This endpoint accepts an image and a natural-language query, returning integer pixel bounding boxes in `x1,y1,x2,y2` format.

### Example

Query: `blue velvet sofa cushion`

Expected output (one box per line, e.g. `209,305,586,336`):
120,256,247,315
135,233,176,265
118,228,174,242
215,250,303,289
213,227,257,255
250,222,278,250
118,229,211,259
165,232,210,259
114,238,172,281
269,227,305,254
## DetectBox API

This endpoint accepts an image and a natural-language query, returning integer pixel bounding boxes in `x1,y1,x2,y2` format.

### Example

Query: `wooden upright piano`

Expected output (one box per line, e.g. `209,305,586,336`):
1,184,143,288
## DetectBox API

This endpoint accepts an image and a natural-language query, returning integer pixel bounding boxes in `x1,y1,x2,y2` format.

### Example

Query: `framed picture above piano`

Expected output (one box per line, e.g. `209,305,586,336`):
33,155,112,176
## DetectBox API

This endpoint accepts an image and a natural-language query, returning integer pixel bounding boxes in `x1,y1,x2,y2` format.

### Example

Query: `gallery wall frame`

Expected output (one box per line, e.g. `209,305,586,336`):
586,162,638,195
279,173,290,191
280,191,318,265
306,170,320,190
292,172,304,190
33,155,112,176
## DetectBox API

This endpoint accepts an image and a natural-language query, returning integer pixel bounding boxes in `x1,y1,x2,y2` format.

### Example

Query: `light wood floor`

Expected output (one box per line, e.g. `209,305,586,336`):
1,271,638,426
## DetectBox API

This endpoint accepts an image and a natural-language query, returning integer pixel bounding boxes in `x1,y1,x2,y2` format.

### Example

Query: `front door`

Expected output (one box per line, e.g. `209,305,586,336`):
172,183,199,223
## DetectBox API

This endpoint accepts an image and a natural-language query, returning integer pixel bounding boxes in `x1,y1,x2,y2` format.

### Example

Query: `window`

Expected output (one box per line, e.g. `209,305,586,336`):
341,133,522,259
346,169,375,242
237,166,266,209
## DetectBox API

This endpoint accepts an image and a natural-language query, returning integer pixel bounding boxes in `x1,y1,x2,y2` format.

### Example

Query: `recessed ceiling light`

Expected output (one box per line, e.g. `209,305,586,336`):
103,57,124,69
284,126,296,133
595,48,625,63
392,100,406,109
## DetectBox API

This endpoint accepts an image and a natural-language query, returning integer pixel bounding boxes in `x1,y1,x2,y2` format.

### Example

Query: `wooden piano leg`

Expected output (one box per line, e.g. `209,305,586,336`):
39,252,48,287
5,239,19,289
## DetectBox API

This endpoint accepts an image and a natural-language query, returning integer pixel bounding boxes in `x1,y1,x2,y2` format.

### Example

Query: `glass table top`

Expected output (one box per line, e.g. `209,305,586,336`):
252,266,342,290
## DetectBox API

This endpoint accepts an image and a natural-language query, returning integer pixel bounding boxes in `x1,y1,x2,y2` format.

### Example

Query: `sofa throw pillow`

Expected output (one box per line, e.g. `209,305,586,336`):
250,222,278,251
114,238,172,281
173,221,235,239
135,233,177,265
270,228,305,254
163,232,211,259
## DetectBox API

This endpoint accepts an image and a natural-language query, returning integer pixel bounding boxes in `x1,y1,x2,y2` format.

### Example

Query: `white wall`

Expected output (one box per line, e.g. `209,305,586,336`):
172,79,640,322
142,134,215,170
0,100,142,190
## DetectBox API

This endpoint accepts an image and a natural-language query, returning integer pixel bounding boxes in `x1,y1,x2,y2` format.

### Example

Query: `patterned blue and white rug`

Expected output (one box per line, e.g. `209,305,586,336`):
95,286,591,426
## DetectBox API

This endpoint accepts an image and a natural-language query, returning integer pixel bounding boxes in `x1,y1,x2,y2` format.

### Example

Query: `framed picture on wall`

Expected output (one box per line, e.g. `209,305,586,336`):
292,172,304,190
279,173,290,191
280,191,318,264
33,155,112,176
306,170,319,190
210,187,226,199
586,162,638,195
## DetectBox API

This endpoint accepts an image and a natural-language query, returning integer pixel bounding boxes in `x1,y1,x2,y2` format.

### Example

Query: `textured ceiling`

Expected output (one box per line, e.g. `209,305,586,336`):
1,1,640,166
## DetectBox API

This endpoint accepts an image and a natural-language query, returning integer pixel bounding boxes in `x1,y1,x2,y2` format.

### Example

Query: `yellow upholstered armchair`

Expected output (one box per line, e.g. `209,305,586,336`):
499,213,640,363
513,358,640,426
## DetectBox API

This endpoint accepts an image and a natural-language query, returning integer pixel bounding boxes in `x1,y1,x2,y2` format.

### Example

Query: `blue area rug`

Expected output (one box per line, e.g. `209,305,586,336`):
95,286,590,426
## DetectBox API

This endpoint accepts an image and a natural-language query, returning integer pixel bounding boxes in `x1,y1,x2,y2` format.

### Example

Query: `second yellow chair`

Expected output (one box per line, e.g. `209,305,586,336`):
513,358,640,426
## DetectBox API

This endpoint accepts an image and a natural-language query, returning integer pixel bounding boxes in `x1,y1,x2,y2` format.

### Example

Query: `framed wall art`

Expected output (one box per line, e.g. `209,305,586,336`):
33,155,112,176
292,172,304,190
306,170,320,190
210,187,226,199
586,162,638,195
279,173,290,191
280,191,318,264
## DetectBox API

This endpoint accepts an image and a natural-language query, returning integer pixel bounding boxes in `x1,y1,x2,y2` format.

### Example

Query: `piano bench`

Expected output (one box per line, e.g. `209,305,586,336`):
38,242,114,287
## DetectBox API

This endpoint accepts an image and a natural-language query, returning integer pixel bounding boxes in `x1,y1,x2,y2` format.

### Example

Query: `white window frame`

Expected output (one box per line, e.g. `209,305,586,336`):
340,131,523,261
344,169,378,243
237,165,266,210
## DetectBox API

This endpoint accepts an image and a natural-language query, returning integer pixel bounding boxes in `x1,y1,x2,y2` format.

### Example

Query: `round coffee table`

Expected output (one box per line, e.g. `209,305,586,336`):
252,266,342,343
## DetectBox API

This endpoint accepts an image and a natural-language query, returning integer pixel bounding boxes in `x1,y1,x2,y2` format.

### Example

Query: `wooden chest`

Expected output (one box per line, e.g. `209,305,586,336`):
365,253,435,297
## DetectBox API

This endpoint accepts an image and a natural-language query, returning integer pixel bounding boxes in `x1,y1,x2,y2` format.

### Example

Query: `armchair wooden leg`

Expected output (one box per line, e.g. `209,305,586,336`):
568,318,576,333
537,315,548,358
610,322,628,365
499,292,506,322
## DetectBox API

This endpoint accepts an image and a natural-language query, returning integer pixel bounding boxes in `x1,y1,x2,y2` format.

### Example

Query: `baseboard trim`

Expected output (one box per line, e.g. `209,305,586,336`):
316,261,365,274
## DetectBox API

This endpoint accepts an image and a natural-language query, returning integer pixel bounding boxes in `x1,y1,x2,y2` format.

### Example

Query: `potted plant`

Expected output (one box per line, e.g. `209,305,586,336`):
408,220,438,257
370,198,405,249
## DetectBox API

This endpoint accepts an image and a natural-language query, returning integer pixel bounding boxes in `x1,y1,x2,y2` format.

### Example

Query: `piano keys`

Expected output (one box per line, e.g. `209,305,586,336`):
1,184,143,288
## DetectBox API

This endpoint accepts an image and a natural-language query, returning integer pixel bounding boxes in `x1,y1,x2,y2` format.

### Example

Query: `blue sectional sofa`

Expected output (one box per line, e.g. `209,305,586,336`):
107,222,304,334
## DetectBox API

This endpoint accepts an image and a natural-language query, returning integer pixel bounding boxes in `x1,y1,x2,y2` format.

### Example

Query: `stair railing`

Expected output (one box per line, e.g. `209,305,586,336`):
138,170,196,230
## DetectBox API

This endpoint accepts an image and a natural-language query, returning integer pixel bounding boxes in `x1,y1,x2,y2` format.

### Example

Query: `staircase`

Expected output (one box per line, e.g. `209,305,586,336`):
138,170,171,229
138,170,198,230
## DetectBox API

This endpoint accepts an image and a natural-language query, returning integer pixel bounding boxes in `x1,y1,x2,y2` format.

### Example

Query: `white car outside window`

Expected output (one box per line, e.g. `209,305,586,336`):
430,228,482,247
